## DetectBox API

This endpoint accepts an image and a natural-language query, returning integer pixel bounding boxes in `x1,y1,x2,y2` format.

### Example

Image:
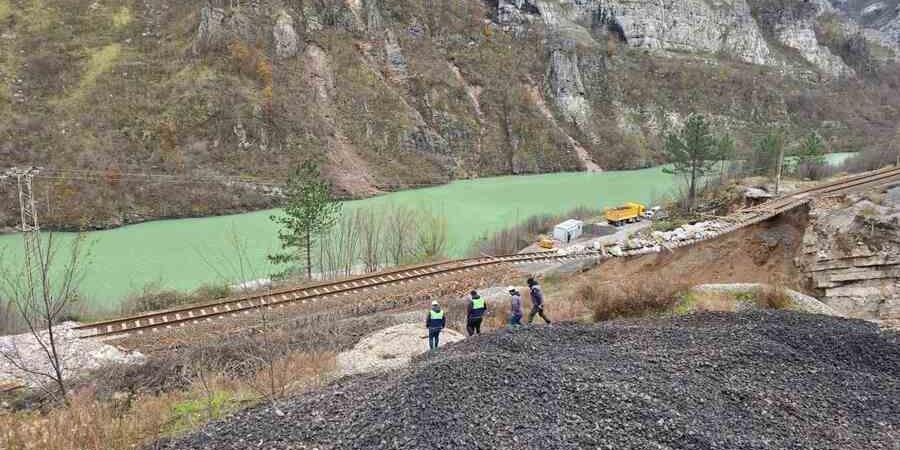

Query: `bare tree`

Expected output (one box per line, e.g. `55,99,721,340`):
333,213,360,277
416,206,449,260
196,221,261,290
384,204,419,266
356,208,383,273
238,307,292,409
0,233,91,401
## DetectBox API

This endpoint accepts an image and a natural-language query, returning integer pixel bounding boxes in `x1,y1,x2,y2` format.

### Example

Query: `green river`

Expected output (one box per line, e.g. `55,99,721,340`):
0,153,856,309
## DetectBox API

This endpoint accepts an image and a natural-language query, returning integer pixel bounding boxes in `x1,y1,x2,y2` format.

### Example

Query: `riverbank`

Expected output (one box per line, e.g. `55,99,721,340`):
0,154,856,309
0,167,678,308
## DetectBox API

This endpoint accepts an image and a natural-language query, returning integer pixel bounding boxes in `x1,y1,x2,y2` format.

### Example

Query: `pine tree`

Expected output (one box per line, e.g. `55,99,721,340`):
751,130,784,177
269,160,342,278
717,133,736,181
662,114,719,211
798,132,826,164
795,131,826,179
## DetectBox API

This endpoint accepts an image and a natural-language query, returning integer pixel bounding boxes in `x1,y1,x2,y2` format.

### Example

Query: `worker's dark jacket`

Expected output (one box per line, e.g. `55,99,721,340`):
467,295,486,319
530,285,544,307
426,309,445,330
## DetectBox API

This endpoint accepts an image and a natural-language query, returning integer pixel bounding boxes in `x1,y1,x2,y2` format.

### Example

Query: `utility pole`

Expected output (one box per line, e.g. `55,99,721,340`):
895,125,900,167
775,141,785,196
4,167,44,303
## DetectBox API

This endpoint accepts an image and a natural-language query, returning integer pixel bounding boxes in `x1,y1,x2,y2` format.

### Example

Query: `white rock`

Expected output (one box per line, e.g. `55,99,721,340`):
337,323,465,376
0,322,145,389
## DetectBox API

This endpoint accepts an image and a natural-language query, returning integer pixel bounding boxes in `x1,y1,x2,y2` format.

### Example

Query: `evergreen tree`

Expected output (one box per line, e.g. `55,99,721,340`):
798,132,826,164
796,132,825,179
717,133,736,181
795,131,826,179
751,130,784,177
662,114,719,211
269,160,342,278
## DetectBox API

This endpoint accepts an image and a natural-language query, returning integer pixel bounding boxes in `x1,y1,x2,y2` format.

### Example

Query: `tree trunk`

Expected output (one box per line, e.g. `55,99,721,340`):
689,164,697,211
305,230,312,279
775,145,785,195
46,322,67,400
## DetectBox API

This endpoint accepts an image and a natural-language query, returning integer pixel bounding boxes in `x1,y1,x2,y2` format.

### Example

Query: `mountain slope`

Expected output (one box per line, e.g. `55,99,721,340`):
1,0,898,230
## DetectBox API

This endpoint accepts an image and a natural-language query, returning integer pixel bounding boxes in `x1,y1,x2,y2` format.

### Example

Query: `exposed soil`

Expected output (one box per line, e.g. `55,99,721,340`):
592,207,809,291
154,311,900,449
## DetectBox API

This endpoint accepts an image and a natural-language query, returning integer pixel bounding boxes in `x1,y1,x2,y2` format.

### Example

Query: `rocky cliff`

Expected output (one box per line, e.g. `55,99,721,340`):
0,0,898,229
799,185,900,328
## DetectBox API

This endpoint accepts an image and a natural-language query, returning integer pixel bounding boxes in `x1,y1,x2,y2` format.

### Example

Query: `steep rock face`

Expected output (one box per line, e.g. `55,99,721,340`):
596,0,773,65
273,10,299,59
777,20,855,77
799,191,900,328
192,5,255,54
383,29,408,82
3,0,900,230
834,0,900,43
546,40,590,130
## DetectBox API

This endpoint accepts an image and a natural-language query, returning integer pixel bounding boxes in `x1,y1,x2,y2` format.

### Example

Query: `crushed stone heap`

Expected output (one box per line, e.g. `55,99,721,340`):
157,311,900,450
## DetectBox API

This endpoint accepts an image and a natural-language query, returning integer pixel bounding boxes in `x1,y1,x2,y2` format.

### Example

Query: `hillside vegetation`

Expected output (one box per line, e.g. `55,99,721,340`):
1,0,899,229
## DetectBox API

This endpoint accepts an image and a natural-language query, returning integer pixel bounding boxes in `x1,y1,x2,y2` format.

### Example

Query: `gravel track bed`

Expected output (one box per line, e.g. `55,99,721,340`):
155,311,900,449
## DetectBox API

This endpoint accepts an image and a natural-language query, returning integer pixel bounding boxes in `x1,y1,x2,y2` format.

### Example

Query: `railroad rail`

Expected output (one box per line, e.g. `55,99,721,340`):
75,252,589,338
77,166,900,339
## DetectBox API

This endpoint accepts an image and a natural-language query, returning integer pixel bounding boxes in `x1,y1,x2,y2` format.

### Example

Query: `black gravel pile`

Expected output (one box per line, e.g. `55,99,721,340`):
155,311,900,449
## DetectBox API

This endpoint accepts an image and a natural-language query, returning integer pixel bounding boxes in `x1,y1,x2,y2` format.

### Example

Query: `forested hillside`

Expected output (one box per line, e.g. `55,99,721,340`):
1,0,898,230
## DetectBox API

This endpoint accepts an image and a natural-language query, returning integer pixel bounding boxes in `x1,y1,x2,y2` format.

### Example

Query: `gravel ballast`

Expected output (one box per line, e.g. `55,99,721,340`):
156,311,900,449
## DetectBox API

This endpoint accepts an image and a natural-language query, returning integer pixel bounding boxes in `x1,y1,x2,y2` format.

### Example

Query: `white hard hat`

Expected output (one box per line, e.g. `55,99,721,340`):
431,300,439,306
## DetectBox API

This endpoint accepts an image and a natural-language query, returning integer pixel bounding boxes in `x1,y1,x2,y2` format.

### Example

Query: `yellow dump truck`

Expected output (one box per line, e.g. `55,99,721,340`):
538,235,555,249
605,202,646,226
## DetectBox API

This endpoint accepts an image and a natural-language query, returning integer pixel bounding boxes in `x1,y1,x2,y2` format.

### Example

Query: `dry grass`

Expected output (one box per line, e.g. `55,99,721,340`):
118,282,232,316
690,292,739,313
571,277,690,322
0,351,335,450
756,285,792,310
677,285,794,315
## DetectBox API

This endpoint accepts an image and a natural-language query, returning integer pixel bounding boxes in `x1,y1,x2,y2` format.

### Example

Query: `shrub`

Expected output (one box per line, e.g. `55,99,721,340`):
468,206,603,256
756,285,792,310
575,278,688,322
840,148,897,173
119,282,231,315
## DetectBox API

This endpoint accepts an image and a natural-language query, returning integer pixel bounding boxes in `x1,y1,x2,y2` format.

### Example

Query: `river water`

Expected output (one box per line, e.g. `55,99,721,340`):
0,153,856,308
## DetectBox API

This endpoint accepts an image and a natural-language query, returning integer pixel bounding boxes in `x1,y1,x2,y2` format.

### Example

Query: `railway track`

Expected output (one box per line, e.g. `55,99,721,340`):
75,252,589,338
77,166,900,339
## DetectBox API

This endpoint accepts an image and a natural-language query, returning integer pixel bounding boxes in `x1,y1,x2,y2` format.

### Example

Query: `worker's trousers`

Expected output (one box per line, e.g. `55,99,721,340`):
466,317,483,336
428,329,441,349
528,306,551,324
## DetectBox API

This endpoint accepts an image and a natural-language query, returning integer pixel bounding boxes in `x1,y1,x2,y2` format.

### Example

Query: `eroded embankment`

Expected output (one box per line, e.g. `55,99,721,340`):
591,206,810,289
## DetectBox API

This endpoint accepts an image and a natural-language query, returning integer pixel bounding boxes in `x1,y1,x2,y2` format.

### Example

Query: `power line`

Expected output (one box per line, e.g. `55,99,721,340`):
2,167,286,187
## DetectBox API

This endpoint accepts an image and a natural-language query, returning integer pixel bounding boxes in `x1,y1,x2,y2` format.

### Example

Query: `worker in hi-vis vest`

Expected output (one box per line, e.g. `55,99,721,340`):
426,300,446,350
466,290,487,336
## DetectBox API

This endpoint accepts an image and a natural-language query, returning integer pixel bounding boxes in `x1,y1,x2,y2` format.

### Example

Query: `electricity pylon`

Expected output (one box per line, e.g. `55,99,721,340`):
2,167,45,304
